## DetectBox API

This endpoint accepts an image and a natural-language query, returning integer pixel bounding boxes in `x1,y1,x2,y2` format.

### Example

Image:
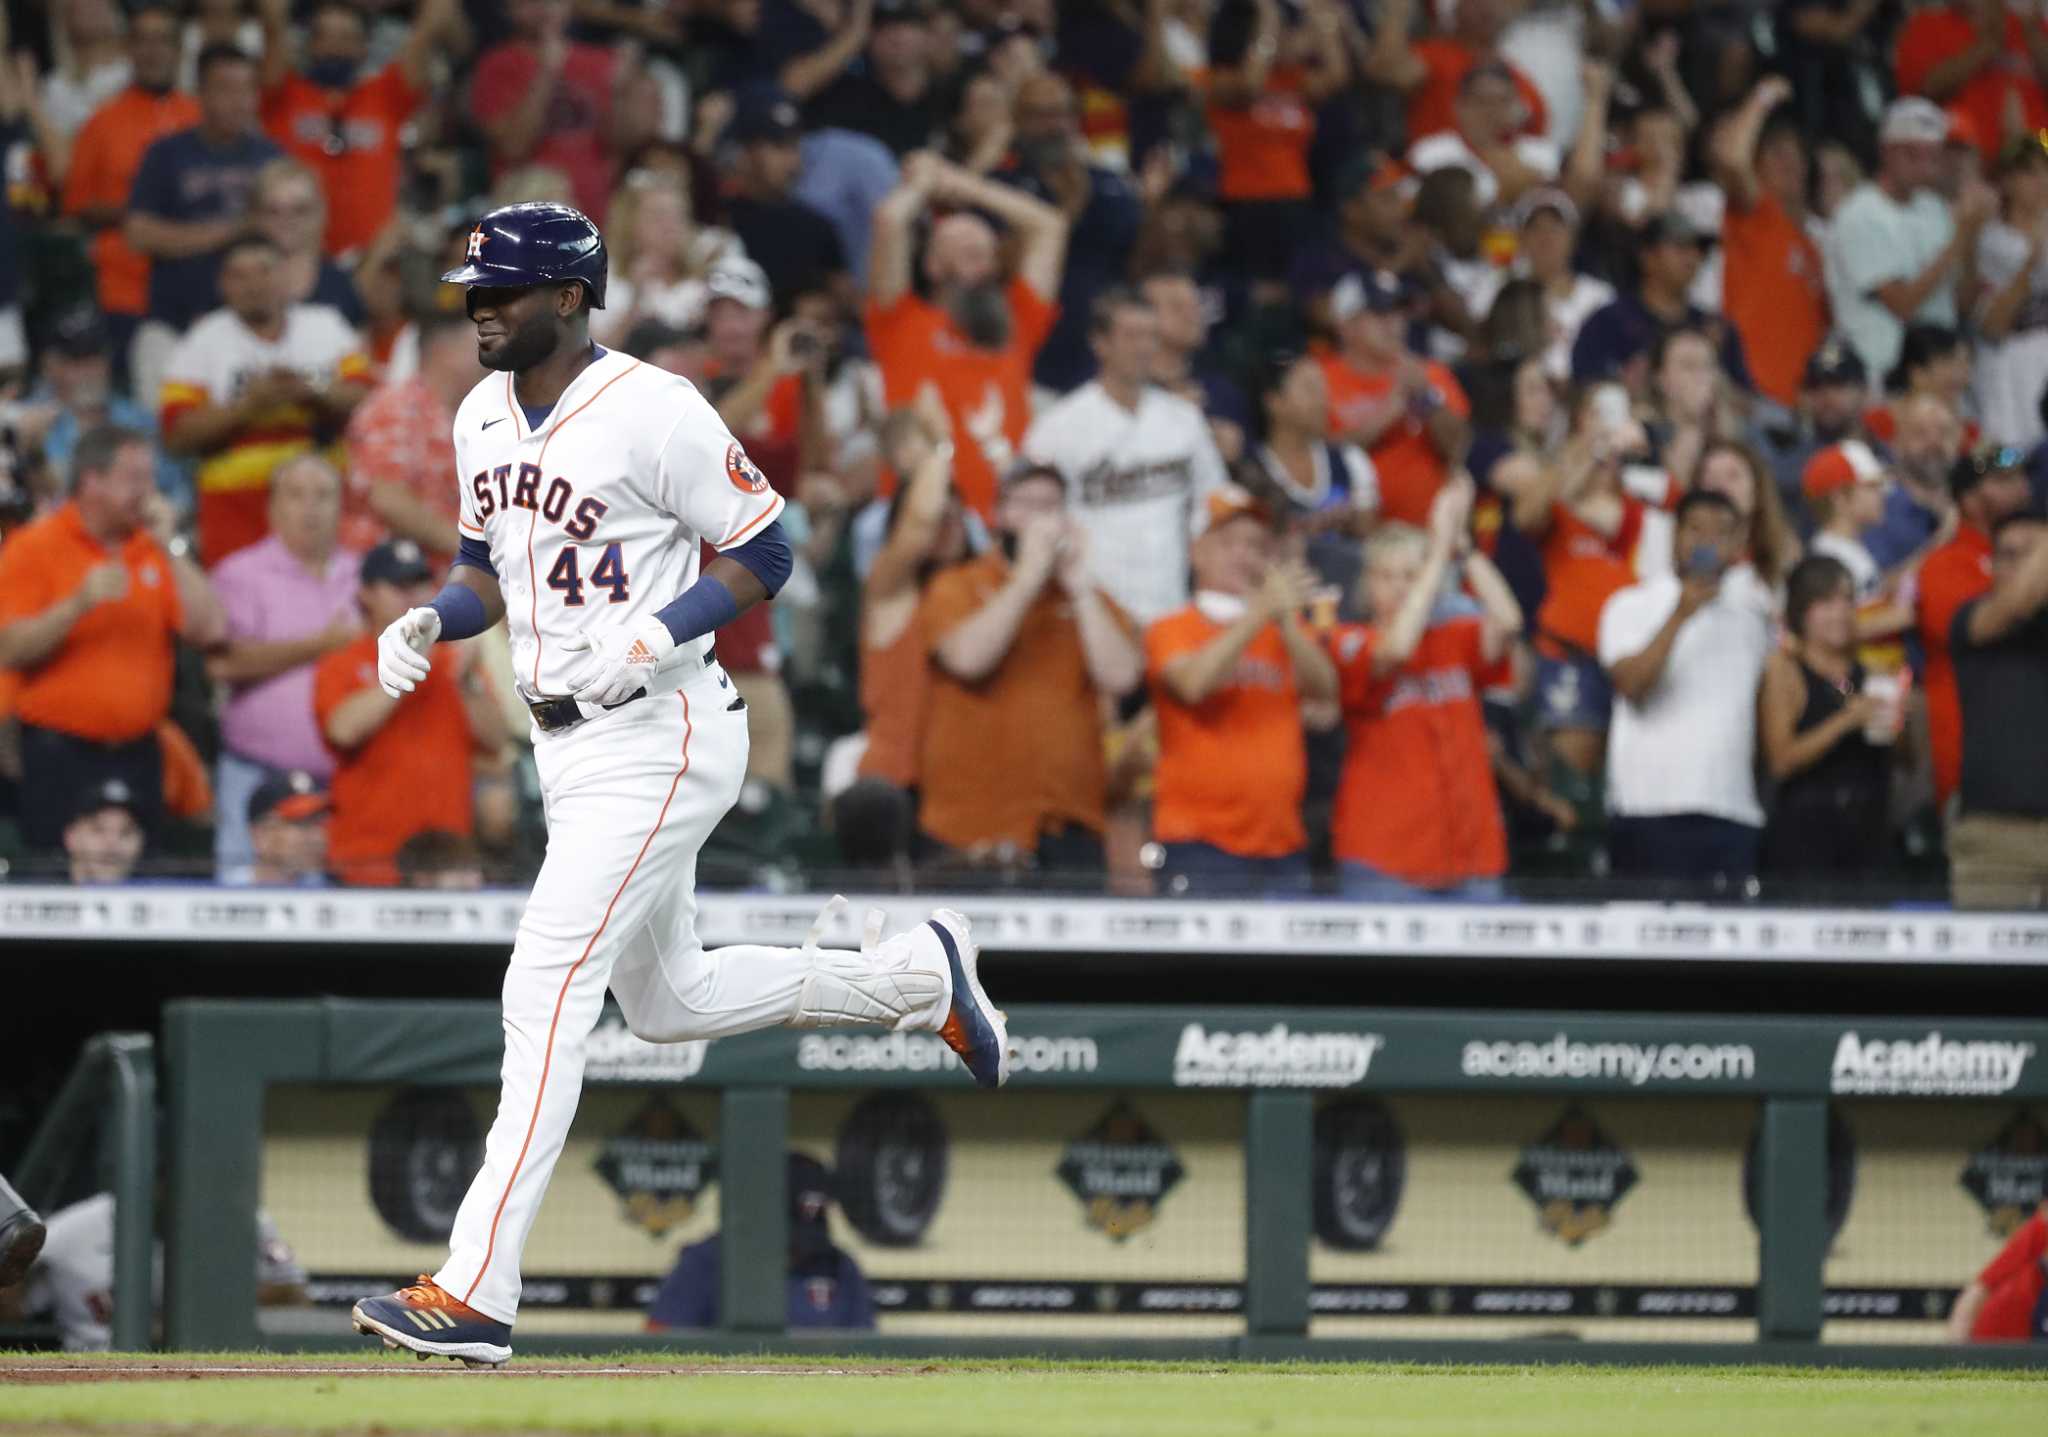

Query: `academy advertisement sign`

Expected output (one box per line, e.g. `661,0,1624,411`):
1829,1031,2036,1097
1172,1023,1382,1088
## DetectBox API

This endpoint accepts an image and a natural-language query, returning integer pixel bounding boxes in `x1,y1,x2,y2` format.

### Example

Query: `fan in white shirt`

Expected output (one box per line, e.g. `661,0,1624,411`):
1021,290,1231,624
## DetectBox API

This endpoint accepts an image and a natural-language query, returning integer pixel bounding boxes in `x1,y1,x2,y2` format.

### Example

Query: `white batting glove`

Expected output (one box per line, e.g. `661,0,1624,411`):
561,618,674,707
377,606,441,696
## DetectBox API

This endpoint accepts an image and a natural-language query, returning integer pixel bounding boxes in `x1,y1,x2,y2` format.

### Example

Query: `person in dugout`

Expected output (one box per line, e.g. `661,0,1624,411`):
1948,1198,2048,1343
646,1153,874,1331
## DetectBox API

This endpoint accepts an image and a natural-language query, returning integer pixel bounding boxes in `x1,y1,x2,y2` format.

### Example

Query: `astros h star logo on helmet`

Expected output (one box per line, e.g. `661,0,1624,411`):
467,227,488,261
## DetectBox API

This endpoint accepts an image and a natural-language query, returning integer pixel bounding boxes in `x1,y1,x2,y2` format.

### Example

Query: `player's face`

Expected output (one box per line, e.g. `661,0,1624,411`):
467,284,570,372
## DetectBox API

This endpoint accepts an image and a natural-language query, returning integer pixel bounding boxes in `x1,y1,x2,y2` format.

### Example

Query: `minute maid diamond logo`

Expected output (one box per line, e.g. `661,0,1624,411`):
592,1097,716,1238
1959,1109,2048,1238
1512,1104,1637,1247
1056,1100,1184,1242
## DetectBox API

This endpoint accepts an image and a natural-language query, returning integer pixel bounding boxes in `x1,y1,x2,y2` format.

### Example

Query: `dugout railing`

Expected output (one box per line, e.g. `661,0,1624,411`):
160,999,2048,1366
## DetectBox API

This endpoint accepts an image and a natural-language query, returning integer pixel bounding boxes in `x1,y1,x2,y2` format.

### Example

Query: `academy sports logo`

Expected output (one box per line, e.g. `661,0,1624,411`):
725,442,770,495
1830,1031,2036,1096
583,1016,709,1082
798,1031,1098,1075
1172,1023,1382,1087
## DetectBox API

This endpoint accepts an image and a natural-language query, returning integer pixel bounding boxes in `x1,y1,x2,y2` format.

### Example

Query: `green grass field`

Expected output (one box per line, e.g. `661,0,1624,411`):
2,1355,2047,1436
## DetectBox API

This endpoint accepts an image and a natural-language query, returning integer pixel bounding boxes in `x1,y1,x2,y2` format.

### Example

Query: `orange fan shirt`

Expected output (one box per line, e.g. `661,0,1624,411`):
1328,617,1509,886
1146,604,1308,858
1197,64,1315,202
313,636,474,886
1533,498,1645,658
61,87,201,317
866,278,1056,521
263,64,423,256
0,503,185,744
915,552,1127,850
1895,8,2048,165
1721,191,1828,408
1319,353,1469,525
1915,521,1995,804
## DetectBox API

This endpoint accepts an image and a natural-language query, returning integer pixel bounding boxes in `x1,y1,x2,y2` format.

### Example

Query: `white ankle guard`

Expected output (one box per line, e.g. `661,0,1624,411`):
791,902,952,1031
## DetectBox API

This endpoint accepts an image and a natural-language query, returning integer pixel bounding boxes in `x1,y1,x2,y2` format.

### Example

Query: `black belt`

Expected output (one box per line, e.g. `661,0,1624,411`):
528,648,724,734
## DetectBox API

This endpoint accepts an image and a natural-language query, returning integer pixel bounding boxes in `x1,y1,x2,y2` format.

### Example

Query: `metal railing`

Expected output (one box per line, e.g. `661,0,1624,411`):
13,1032,156,1350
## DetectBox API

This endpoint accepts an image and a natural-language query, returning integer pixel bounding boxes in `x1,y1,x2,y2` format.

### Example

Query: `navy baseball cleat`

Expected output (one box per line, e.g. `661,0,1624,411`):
0,1208,46,1289
352,1277,512,1367
928,909,1014,1089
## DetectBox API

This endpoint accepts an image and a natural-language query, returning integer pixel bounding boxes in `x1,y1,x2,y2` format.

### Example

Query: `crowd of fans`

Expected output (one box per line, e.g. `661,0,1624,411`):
0,0,2046,905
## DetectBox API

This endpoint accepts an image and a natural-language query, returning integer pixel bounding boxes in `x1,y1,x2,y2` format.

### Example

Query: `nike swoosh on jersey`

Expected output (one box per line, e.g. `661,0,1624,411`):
482,418,506,430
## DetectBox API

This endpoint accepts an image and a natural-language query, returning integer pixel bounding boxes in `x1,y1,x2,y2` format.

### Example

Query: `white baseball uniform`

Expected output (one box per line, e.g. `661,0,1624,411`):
429,348,956,1324
1020,381,1231,624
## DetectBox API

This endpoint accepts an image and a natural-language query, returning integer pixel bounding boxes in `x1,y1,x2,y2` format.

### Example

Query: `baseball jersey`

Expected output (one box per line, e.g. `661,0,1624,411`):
21,1192,305,1352
454,347,784,703
1021,381,1230,624
159,302,372,567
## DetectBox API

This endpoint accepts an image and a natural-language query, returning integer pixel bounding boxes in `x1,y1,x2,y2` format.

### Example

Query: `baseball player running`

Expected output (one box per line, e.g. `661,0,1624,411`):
350,203,1012,1367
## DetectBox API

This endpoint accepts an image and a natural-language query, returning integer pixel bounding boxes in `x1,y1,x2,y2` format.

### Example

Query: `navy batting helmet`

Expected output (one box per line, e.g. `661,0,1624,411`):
441,202,607,309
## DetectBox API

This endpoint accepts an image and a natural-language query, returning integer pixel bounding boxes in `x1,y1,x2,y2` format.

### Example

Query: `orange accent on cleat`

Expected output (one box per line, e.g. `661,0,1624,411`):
937,1010,972,1059
393,1276,494,1323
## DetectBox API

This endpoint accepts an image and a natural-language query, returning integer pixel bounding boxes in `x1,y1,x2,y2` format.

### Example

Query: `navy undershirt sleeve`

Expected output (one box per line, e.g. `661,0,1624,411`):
722,518,792,597
454,534,498,578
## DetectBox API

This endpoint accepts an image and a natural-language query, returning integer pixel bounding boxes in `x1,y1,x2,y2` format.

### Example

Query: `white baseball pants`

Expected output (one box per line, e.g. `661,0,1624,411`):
434,660,949,1324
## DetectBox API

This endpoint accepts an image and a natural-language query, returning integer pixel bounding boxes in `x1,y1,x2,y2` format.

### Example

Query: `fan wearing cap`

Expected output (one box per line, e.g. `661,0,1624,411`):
1895,1,2048,170
62,778,146,886
1145,488,1335,897
311,540,508,885
721,93,848,311
1915,446,2036,807
1711,75,1828,411
22,304,187,511
1804,442,1894,598
1802,440,1920,664
1825,96,1998,381
917,461,1141,874
1760,343,1874,505
238,769,329,888
646,1153,873,1332
1286,154,1421,331
1975,133,2048,450
1318,269,1470,528
1570,211,1753,396
1490,188,1614,384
